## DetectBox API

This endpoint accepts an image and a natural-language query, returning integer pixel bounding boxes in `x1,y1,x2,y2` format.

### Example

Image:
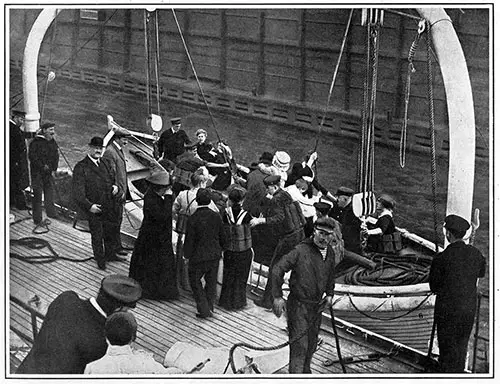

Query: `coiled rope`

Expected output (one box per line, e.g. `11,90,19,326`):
10,237,93,264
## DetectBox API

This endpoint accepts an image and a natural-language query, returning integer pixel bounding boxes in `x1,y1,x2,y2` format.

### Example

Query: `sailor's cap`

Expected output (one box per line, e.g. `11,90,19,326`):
336,186,354,197
170,117,182,125
101,274,142,307
263,174,281,187
146,172,171,186
314,201,332,215
444,214,470,235
40,122,55,130
314,217,337,234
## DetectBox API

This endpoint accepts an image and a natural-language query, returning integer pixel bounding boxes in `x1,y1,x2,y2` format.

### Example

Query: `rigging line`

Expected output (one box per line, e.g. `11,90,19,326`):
40,16,58,123
358,20,371,193
170,10,222,143
315,8,354,151
425,21,440,254
154,10,162,115
383,9,421,21
144,10,152,116
368,25,380,192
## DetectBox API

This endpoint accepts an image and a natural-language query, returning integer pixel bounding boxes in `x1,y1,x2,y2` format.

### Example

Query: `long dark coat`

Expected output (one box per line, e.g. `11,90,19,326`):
16,291,107,374
429,240,485,372
10,120,29,190
157,128,190,162
129,188,178,300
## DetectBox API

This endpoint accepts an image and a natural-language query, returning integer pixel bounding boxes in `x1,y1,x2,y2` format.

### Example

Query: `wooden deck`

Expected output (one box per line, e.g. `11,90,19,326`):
8,207,427,375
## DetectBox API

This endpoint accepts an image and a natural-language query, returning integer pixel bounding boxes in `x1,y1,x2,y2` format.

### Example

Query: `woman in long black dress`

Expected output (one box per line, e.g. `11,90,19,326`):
218,186,253,310
129,172,178,300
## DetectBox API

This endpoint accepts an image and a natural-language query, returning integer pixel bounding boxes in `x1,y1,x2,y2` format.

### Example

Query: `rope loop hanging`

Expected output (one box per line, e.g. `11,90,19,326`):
400,19,426,168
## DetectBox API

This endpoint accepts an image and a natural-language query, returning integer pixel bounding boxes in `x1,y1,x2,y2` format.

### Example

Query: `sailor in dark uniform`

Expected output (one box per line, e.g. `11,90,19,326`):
251,175,306,309
28,122,59,224
429,214,486,373
271,217,339,373
157,117,191,163
16,274,142,374
329,186,362,254
9,109,29,210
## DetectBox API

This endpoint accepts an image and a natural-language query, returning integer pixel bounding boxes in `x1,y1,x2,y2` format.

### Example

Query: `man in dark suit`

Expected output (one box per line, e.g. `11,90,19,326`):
184,188,226,318
429,214,486,373
102,127,132,257
28,122,59,224
329,186,362,254
157,117,191,163
16,274,142,374
72,136,121,270
9,109,29,210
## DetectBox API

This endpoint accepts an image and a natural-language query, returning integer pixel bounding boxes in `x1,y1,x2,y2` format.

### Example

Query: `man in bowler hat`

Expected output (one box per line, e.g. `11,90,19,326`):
429,214,486,373
17,274,142,374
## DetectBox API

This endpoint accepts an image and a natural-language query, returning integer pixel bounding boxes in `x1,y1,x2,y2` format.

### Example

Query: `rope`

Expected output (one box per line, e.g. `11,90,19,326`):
315,9,354,151
346,292,433,321
400,20,425,168
154,10,162,115
144,10,152,116
223,299,330,374
425,22,440,253
10,236,94,264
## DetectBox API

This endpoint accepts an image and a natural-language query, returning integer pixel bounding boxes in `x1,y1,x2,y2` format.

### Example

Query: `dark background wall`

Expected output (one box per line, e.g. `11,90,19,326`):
9,8,489,156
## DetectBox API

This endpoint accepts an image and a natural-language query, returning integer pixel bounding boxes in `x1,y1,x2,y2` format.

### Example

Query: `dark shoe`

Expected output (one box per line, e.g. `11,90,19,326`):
97,261,106,270
196,312,213,319
107,254,127,262
253,298,272,309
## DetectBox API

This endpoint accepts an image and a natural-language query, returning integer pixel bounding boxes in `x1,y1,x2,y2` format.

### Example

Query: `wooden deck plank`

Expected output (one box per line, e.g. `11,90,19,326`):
9,209,424,374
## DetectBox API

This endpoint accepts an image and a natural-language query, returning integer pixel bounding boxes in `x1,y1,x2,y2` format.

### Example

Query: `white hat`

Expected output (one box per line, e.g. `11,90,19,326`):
273,151,291,172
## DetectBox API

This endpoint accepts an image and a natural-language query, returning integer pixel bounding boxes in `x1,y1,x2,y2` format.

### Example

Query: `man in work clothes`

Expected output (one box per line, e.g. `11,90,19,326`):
9,109,29,210
429,214,486,373
184,188,226,318
251,174,306,309
28,122,59,224
271,217,340,373
16,274,142,374
102,127,132,257
157,117,191,163
72,136,121,270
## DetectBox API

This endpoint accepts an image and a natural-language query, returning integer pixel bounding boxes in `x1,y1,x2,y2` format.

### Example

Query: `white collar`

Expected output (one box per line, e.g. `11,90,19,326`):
379,208,393,218
106,344,133,356
89,297,107,318
87,155,100,166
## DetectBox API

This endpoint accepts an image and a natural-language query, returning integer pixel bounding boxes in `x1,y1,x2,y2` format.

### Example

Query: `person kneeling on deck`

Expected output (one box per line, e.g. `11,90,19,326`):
271,217,340,373
429,214,486,373
16,275,142,374
362,194,402,254
84,311,183,374
251,174,306,309
184,188,226,319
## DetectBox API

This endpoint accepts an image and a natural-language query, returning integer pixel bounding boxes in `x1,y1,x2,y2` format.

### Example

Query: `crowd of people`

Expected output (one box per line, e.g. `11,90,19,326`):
11,111,486,375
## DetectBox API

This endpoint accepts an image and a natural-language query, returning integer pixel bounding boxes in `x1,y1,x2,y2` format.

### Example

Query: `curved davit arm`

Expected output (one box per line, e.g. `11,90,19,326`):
22,8,58,133
416,8,476,223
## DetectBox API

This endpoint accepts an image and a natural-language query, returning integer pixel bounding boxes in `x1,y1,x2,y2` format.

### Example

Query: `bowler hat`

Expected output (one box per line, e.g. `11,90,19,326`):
101,275,142,307
88,136,104,147
263,174,281,187
170,117,182,125
314,217,337,234
105,311,138,346
146,172,171,186
444,214,470,236
336,186,354,197
196,188,212,205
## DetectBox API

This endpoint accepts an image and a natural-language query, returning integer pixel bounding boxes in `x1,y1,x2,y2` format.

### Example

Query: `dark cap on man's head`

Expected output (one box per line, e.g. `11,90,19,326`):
170,117,182,125
336,186,354,197
196,188,212,205
40,122,55,130
444,214,470,237
88,136,104,147
101,274,142,307
314,201,332,216
263,174,281,187
105,311,138,346
258,152,274,165
314,216,337,234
